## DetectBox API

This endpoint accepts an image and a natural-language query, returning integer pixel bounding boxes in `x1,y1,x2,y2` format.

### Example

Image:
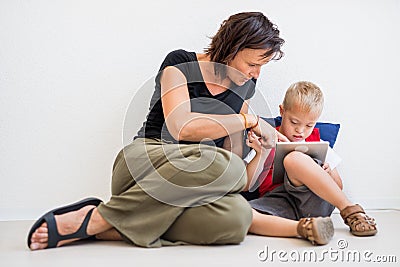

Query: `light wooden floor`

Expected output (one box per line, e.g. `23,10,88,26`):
1,210,399,267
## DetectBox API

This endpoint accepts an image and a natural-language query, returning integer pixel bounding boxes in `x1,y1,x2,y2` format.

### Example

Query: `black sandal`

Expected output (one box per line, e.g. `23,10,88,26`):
27,197,102,249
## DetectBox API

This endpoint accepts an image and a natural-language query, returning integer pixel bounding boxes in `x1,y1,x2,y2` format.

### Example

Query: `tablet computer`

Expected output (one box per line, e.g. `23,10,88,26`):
272,141,329,184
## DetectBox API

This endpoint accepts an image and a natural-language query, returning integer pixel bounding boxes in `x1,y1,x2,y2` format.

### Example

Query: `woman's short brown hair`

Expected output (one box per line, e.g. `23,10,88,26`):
204,12,284,77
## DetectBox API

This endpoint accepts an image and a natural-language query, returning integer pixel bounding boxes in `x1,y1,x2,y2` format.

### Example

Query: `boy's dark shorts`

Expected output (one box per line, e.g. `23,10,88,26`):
249,159,335,220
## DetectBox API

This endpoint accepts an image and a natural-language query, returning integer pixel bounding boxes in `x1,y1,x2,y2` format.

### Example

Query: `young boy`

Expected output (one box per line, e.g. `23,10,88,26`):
243,81,377,245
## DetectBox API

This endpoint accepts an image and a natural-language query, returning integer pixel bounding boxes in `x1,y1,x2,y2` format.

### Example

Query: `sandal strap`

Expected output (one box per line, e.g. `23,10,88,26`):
347,213,376,228
340,204,365,223
297,217,333,245
61,208,95,240
297,218,315,243
340,204,377,235
44,208,95,248
44,212,62,248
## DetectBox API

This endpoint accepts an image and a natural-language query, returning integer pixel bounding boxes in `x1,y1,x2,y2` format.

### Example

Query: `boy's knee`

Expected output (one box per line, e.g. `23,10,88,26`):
283,151,308,170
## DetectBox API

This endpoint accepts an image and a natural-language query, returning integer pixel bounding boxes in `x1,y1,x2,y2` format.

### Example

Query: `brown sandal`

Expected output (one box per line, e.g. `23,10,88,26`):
340,204,377,236
297,217,334,245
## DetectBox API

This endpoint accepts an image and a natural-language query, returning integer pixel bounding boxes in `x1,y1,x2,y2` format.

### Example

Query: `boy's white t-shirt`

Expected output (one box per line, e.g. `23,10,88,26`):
325,144,342,170
244,140,342,170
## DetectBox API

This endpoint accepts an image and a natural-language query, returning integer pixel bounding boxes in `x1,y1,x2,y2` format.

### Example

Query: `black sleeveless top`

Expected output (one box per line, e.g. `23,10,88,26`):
135,49,256,147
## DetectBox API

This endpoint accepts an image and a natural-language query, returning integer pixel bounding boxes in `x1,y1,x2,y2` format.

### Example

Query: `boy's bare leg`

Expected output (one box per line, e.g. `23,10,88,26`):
249,209,298,237
249,209,334,245
284,151,377,236
284,151,352,210
30,207,113,250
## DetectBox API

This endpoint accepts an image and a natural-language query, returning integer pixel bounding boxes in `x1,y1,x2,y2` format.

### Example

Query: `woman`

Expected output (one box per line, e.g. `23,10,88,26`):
28,11,286,250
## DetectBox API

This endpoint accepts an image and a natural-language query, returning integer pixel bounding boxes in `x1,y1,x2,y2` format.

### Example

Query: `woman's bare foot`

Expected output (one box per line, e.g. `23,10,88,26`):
30,205,97,250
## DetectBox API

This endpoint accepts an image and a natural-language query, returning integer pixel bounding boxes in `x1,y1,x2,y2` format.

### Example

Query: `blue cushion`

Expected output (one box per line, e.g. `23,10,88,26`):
261,116,340,148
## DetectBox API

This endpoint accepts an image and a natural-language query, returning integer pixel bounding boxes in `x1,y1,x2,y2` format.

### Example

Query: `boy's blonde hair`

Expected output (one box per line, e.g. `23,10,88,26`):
282,81,324,115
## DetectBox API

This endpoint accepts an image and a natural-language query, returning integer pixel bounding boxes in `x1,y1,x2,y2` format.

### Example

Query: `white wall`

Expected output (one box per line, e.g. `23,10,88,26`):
1,0,399,220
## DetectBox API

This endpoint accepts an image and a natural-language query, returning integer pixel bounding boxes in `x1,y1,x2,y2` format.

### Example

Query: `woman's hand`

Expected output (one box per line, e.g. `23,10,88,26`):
250,119,289,148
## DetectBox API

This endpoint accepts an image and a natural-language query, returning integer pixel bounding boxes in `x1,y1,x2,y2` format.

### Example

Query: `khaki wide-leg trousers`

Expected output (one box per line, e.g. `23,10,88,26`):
97,138,252,248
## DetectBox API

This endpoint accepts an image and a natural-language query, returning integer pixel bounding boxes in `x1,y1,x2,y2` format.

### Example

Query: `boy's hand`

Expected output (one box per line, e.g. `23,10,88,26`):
322,163,332,174
322,163,343,189
246,130,263,153
277,131,290,142
247,129,289,153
